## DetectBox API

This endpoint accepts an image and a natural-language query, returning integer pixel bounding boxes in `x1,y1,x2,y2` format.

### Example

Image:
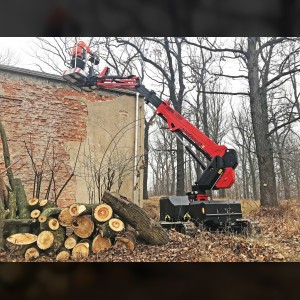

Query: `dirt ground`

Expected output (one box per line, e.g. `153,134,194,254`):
0,198,299,262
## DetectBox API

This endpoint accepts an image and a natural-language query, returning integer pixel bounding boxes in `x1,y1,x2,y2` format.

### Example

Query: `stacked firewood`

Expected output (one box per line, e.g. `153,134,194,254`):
6,198,137,261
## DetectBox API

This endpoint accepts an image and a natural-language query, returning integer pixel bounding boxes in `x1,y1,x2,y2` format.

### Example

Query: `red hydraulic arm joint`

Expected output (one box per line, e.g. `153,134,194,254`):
156,100,236,190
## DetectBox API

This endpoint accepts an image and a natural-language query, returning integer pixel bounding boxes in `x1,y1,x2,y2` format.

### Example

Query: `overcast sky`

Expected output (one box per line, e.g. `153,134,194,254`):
0,37,36,69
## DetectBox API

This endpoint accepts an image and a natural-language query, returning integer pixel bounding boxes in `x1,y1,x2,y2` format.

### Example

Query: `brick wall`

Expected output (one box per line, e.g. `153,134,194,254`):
0,67,144,207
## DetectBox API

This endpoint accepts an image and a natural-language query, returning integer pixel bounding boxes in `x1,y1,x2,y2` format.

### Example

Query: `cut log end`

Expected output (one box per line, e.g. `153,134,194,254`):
56,250,70,262
48,218,60,230
30,209,41,219
71,215,94,238
92,235,111,254
69,204,87,217
38,215,47,223
58,208,73,227
25,247,40,261
94,204,113,222
72,243,89,259
7,233,37,245
39,199,48,207
37,231,54,250
28,197,39,207
109,218,124,232
115,231,137,251
64,235,78,250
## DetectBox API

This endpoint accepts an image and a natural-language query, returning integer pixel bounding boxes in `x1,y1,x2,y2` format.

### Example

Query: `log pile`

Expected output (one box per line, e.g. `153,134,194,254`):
4,191,169,261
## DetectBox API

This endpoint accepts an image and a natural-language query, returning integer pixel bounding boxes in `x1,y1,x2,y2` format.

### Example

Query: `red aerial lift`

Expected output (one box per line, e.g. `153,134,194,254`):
62,45,259,236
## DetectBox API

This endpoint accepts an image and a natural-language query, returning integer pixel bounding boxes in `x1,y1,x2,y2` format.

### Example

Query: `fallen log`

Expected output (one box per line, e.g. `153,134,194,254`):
4,219,36,225
64,234,78,250
37,230,54,250
102,191,169,245
71,215,94,238
56,248,70,261
93,204,113,222
92,235,111,254
24,247,40,261
38,207,62,223
58,208,73,227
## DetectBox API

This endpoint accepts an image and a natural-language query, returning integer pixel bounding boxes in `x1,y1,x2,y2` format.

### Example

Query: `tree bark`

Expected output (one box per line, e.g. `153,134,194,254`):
14,178,31,232
8,191,17,235
102,191,169,245
45,227,65,256
247,37,278,206
38,207,62,223
0,118,15,191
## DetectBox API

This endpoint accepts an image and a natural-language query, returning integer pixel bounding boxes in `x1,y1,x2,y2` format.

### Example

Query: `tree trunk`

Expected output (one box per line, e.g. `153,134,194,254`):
143,120,150,199
247,37,278,206
102,191,169,245
0,118,15,191
0,174,9,209
8,191,17,235
0,205,5,250
176,139,185,195
14,178,31,232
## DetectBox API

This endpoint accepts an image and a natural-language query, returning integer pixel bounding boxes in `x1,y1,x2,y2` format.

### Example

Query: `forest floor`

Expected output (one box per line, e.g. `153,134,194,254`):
0,198,299,262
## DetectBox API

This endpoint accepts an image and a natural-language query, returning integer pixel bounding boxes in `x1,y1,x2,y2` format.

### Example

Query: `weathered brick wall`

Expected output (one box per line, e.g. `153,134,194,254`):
0,68,143,207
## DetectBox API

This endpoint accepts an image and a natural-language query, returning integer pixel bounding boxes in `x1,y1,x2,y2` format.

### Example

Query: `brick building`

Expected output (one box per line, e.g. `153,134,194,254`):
0,64,144,207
